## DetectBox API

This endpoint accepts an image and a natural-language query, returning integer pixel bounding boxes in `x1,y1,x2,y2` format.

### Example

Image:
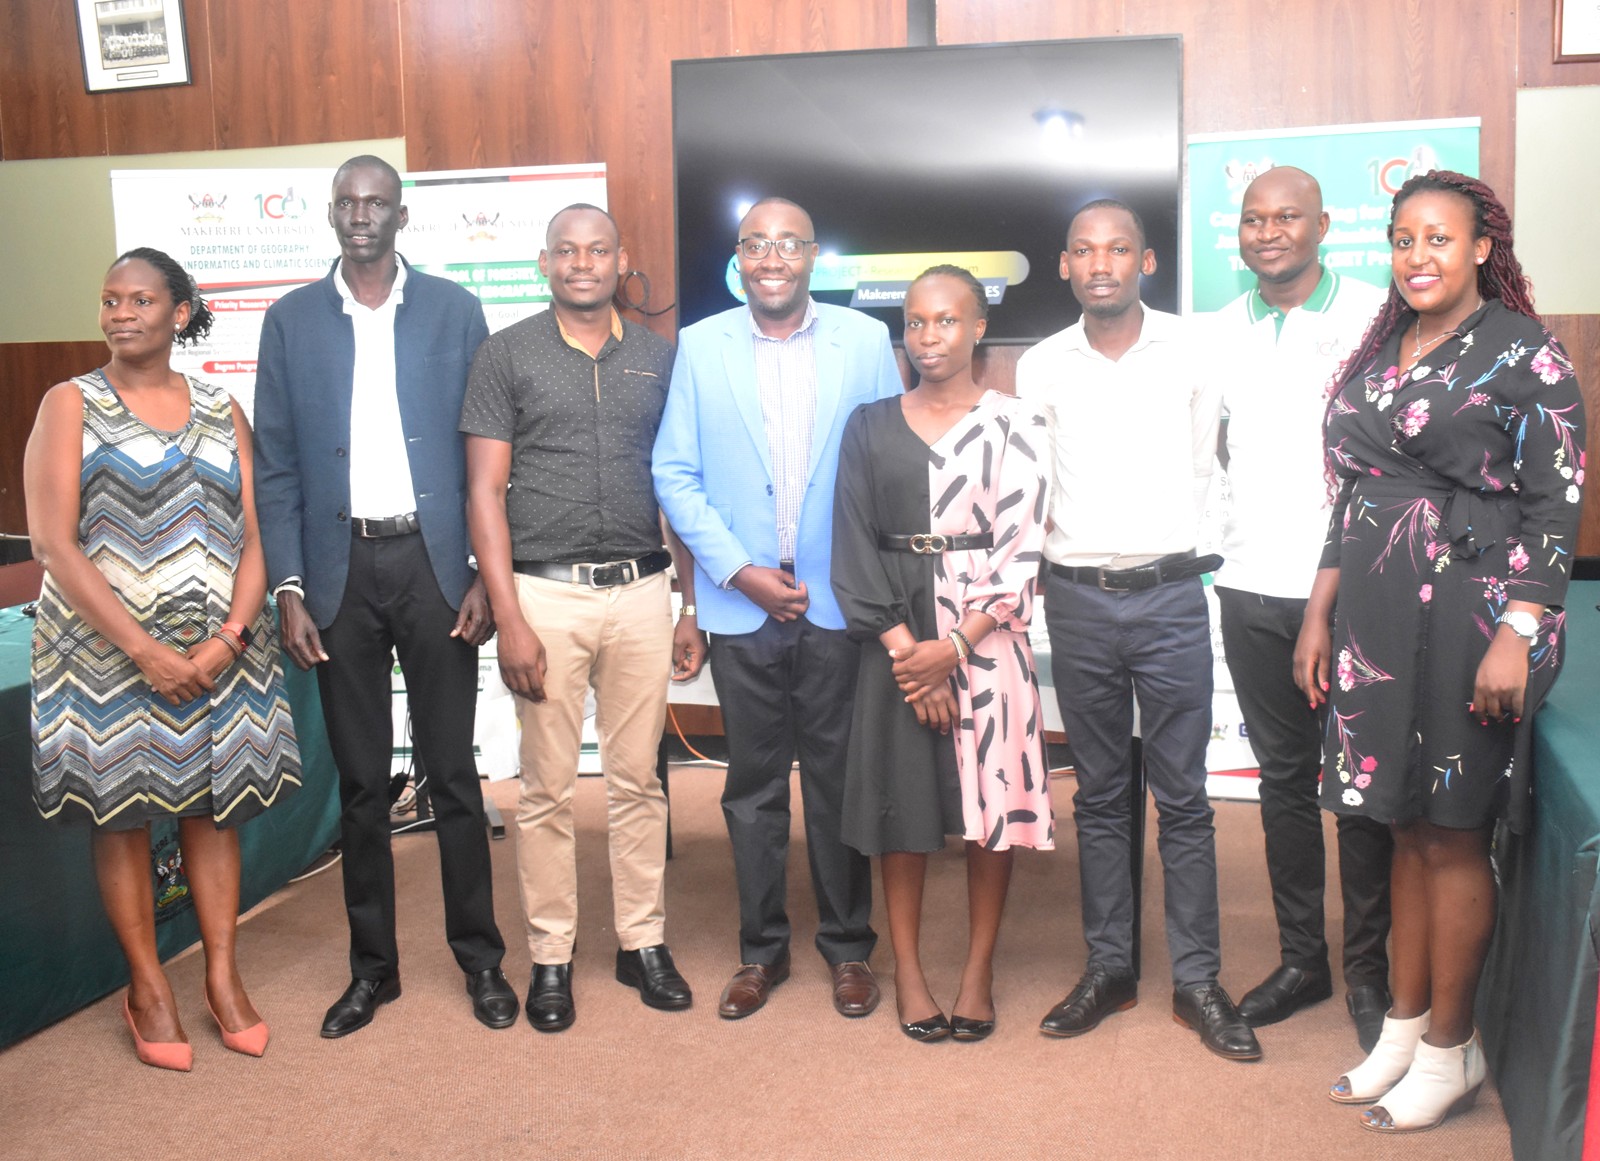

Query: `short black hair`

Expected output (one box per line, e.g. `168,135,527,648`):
546,202,620,247
910,264,989,319
737,196,814,239
112,247,214,347
332,154,402,194
1067,198,1147,251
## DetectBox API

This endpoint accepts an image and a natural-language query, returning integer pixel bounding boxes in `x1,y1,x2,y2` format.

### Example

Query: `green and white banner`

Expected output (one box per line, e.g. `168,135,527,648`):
1186,118,1480,313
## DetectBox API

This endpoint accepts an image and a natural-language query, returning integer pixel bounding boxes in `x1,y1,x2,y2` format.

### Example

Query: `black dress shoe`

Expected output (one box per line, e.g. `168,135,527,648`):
1172,982,1262,1061
526,963,575,1033
1039,966,1137,1038
466,966,518,1029
1347,984,1392,1054
950,1014,996,1042
320,976,401,1039
900,1012,952,1042
615,945,693,1011
1236,963,1334,1027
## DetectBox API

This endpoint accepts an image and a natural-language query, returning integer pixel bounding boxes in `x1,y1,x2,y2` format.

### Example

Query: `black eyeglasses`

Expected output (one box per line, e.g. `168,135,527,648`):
738,236,814,261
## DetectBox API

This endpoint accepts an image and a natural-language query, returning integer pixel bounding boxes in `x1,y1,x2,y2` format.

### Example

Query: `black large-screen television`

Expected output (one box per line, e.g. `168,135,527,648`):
672,37,1183,344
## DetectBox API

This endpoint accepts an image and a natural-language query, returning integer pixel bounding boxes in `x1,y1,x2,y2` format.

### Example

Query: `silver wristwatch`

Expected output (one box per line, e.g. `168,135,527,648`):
1496,610,1540,640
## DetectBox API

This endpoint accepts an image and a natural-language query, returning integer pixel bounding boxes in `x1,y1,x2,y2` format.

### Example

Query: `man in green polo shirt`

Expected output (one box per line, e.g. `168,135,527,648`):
1209,166,1394,1051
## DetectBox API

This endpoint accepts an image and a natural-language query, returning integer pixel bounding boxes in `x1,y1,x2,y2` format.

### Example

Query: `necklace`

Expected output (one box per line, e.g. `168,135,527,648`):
1412,299,1483,359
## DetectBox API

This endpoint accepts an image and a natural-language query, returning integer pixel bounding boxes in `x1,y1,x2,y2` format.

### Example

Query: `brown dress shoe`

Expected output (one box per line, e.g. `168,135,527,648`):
717,954,791,1019
829,961,880,1017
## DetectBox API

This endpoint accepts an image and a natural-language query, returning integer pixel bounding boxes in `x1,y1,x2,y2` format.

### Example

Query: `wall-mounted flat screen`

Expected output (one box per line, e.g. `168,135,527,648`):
672,37,1183,344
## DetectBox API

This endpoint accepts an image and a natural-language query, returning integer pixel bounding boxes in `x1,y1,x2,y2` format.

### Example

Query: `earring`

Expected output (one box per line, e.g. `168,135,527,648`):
1476,257,1484,265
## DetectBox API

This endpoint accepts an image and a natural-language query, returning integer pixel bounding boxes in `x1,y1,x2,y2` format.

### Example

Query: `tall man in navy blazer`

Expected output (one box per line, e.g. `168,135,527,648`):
253,155,516,1037
654,197,902,1020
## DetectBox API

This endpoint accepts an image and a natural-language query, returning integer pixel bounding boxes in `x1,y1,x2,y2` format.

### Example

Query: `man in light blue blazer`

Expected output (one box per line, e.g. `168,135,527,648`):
654,197,903,1021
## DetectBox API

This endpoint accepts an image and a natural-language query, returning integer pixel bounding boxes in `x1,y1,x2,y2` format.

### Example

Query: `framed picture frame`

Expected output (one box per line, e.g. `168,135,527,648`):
76,0,192,93
1555,0,1600,63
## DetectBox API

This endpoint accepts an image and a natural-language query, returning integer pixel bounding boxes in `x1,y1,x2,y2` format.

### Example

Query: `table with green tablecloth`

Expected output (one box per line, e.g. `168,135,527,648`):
1480,579,1600,1161
0,604,339,1050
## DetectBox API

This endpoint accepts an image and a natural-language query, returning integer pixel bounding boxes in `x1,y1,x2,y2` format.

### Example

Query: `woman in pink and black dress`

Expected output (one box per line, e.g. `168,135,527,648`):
833,265,1051,1042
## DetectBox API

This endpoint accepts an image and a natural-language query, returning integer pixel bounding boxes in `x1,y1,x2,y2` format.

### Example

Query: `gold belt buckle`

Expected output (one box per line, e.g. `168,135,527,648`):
909,533,948,555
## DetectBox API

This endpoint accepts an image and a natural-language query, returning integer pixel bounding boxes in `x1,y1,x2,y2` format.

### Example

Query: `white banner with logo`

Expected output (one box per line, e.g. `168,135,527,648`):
110,163,607,416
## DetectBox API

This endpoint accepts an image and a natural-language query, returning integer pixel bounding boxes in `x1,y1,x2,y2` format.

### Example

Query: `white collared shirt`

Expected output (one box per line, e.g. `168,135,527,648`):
1016,304,1221,568
336,257,418,518
1208,271,1386,598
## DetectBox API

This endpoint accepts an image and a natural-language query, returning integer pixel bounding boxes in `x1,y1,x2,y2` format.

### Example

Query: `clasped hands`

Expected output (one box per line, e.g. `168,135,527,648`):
889,638,961,734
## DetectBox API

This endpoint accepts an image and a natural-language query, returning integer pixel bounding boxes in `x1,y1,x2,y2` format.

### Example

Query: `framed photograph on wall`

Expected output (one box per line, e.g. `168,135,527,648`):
76,0,192,92
1555,0,1600,62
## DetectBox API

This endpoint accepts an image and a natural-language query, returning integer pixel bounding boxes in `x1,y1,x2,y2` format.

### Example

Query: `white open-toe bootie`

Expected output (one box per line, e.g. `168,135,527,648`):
1361,1030,1486,1133
1328,1009,1429,1104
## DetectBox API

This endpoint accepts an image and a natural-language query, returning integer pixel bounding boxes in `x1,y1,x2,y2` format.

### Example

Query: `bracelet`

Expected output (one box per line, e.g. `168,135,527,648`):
947,629,970,661
273,581,305,600
679,604,697,618
211,629,245,658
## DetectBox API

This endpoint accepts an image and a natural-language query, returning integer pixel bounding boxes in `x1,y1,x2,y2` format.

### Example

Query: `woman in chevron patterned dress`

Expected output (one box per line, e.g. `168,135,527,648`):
26,249,300,1070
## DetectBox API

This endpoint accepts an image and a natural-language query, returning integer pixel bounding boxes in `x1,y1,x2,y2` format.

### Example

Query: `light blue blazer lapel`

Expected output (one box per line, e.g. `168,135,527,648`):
720,312,774,481
807,314,843,484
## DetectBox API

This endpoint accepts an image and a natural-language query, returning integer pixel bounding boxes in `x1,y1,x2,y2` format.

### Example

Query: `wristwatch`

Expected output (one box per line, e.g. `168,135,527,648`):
219,620,254,650
678,605,697,618
1496,610,1539,641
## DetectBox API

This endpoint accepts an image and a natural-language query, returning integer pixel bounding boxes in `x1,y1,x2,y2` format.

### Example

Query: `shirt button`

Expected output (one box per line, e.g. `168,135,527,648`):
766,485,774,495
336,447,346,457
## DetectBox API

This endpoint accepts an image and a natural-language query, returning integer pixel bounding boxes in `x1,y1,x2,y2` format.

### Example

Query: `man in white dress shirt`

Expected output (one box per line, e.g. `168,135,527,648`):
254,155,515,1038
1210,166,1393,1050
1017,199,1259,1061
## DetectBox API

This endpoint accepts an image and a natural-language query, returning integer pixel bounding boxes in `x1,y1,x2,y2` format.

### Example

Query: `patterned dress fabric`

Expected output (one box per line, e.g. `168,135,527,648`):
833,390,1053,854
32,372,301,829
1319,300,1585,831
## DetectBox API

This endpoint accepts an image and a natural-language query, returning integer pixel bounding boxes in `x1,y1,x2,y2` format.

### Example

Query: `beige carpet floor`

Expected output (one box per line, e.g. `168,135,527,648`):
1,767,1512,1160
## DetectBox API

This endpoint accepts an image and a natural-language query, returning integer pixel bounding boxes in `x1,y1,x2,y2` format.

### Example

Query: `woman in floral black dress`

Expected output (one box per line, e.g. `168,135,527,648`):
1295,171,1584,1132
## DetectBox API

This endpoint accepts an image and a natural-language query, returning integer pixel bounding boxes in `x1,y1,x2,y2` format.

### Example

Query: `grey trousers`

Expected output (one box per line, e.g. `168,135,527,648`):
1044,572,1222,988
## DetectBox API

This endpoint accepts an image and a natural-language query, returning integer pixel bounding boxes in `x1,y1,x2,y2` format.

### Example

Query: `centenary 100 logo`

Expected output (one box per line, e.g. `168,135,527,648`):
1368,145,1440,196
255,188,309,219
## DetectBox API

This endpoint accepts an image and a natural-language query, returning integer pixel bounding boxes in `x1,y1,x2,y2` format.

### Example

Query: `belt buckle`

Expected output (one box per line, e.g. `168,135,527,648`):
355,517,377,539
1096,568,1130,593
586,560,636,589
910,533,947,555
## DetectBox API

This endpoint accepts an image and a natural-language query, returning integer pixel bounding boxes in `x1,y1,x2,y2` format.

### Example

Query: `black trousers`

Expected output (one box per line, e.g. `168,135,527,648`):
708,616,876,966
316,532,504,980
1216,586,1391,988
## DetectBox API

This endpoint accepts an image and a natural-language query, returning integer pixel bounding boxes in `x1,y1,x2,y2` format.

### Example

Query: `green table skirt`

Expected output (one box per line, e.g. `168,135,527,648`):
0,604,339,1049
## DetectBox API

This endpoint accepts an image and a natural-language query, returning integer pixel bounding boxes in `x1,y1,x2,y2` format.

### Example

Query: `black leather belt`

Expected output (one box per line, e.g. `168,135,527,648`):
514,550,671,589
352,511,420,538
879,532,995,555
1047,551,1223,593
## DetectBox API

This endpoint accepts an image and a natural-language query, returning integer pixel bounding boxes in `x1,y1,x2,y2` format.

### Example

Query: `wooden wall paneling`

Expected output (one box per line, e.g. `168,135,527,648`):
0,0,107,160
209,0,403,150
399,0,559,173
104,0,218,156
1521,0,1600,88
0,342,109,536
726,0,906,54
935,0,1121,45
1542,315,1600,556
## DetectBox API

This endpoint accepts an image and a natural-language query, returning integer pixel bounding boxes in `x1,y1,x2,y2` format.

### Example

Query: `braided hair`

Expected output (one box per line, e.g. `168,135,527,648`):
112,246,215,346
910,263,990,318
1330,170,1535,396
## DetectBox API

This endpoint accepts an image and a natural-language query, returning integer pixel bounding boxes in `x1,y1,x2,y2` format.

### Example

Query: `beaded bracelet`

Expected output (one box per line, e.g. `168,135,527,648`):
948,628,972,661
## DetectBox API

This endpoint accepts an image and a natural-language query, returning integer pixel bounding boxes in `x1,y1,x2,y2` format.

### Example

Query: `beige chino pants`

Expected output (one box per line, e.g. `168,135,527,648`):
512,570,672,964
